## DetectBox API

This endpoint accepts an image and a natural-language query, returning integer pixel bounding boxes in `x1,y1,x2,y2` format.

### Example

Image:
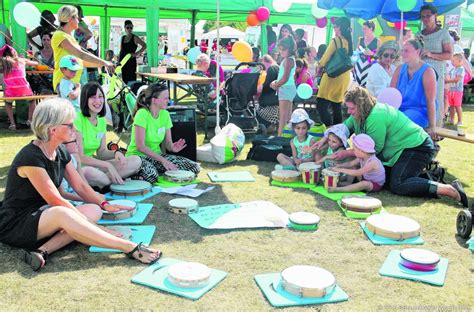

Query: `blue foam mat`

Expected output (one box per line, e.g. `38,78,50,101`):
131,258,227,300
97,203,153,225
89,225,156,253
468,238,473,251
104,186,161,202
254,273,349,307
379,250,449,286
359,222,424,245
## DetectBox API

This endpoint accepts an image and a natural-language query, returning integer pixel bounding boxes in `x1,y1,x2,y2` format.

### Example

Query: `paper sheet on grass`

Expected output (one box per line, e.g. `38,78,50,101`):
158,184,215,198
189,200,289,229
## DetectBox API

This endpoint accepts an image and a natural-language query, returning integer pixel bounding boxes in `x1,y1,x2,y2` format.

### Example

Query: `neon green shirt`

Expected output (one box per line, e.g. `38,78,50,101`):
74,112,106,157
126,108,173,157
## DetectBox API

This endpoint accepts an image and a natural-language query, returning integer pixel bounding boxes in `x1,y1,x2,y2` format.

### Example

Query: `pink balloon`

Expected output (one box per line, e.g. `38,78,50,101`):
377,87,402,109
256,6,270,21
394,21,407,29
330,16,337,25
316,17,327,28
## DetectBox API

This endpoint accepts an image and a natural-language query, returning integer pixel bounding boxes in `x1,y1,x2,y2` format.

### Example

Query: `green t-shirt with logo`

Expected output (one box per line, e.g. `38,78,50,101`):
126,108,173,157
74,112,107,157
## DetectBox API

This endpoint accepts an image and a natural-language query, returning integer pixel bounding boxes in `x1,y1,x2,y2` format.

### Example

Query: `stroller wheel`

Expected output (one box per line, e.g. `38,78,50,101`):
456,209,473,239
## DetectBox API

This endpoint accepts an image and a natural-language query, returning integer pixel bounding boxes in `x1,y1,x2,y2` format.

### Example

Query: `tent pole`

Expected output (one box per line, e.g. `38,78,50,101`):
100,5,109,59
146,6,160,67
400,11,404,49
215,0,221,135
190,10,197,48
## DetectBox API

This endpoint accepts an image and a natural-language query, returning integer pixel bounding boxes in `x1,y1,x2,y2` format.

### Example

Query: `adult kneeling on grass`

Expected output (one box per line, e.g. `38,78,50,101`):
312,87,469,207
0,98,161,271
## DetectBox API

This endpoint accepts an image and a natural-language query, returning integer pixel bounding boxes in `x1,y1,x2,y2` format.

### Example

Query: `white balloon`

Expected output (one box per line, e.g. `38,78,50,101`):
311,3,328,19
273,0,292,13
13,2,41,29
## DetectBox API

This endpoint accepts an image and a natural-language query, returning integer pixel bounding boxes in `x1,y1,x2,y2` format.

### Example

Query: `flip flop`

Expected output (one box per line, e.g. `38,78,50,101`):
21,249,48,271
452,180,469,208
126,242,162,264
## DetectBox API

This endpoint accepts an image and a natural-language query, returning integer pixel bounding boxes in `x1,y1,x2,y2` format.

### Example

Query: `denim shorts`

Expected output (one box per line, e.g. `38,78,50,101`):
278,85,296,101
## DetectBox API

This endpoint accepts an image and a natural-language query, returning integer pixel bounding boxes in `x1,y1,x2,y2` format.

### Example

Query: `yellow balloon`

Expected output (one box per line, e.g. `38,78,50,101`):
387,22,395,27
232,41,253,63
91,18,97,25
258,71,267,87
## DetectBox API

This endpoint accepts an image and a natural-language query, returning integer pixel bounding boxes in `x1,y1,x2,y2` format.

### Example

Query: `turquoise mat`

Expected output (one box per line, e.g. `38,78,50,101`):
97,203,153,225
311,186,365,201
208,171,255,182
468,238,474,251
154,177,200,188
131,258,227,300
336,200,384,219
89,225,156,253
104,187,161,202
359,222,424,245
271,180,315,189
379,250,448,286
254,273,349,307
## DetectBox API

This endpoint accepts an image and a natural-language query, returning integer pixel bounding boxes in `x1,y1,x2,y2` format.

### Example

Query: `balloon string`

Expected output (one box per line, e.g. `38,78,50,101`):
0,30,49,67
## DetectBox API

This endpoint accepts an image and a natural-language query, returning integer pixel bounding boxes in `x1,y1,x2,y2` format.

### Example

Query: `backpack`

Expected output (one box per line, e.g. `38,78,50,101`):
463,69,472,85
325,37,353,78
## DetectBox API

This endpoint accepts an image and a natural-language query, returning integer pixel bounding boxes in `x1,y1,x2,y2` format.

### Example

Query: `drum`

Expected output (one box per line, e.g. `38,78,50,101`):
110,180,152,197
321,169,340,189
340,196,382,213
399,248,440,272
168,198,199,214
366,214,421,240
280,265,336,298
271,170,301,183
164,170,195,183
288,212,320,231
101,199,137,220
106,226,133,240
298,162,322,185
167,262,211,289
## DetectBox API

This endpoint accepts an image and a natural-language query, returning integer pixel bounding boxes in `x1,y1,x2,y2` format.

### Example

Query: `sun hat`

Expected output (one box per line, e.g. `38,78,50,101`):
352,134,375,153
288,108,315,128
59,55,82,71
324,123,350,148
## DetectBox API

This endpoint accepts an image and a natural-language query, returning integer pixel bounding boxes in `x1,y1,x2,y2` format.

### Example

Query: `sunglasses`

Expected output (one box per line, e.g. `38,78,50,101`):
61,123,74,130
382,53,397,59
125,26,133,30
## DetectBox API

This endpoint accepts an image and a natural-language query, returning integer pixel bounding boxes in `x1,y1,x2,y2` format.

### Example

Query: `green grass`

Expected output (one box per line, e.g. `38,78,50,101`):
0,104,473,311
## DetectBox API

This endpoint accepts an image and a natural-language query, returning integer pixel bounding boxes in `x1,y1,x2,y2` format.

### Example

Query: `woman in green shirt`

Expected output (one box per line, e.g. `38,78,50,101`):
126,83,200,183
74,82,142,189
313,87,468,206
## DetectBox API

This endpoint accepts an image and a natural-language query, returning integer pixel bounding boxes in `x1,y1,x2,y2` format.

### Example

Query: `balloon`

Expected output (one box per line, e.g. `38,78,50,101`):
258,71,267,87
256,6,270,21
186,47,201,65
311,3,328,19
330,16,337,25
247,13,259,27
377,87,402,109
273,0,291,13
232,41,253,62
90,18,97,25
394,21,407,29
386,21,395,27
397,0,417,12
13,2,41,29
297,83,313,100
316,17,327,28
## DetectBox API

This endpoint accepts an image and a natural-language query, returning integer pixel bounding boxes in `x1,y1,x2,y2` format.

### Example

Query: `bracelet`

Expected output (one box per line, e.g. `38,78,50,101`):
100,201,110,209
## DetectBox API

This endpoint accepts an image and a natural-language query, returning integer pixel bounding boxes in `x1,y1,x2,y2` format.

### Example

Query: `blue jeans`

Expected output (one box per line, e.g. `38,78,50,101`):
388,138,437,197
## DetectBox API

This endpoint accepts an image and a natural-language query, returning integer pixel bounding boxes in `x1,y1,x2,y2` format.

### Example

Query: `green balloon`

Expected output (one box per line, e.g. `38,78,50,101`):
397,0,417,12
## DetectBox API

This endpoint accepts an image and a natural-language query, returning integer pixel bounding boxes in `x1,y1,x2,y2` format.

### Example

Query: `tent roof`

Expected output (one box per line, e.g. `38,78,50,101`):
201,26,245,40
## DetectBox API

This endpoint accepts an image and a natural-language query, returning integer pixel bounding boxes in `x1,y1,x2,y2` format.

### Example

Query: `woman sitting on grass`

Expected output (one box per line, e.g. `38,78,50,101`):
0,98,162,271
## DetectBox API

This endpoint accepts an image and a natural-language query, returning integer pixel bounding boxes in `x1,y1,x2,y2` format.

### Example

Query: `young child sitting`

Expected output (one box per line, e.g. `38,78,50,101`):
315,123,350,168
58,55,82,112
193,53,220,113
276,109,316,169
328,134,385,193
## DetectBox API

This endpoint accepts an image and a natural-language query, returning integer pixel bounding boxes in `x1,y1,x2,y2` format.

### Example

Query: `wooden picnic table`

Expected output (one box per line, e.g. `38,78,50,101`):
435,126,474,143
0,94,57,102
26,70,54,75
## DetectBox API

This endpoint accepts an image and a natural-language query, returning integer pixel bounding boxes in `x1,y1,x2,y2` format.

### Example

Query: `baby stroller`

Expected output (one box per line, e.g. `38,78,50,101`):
457,203,473,239
223,62,264,132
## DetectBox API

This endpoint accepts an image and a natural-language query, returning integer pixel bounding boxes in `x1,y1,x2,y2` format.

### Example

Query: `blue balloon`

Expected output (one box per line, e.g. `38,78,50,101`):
187,47,201,65
297,83,313,100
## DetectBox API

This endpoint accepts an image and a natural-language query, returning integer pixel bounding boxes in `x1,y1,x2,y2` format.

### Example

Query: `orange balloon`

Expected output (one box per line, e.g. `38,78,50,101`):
232,41,253,62
91,18,97,25
247,13,259,27
258,71,267,87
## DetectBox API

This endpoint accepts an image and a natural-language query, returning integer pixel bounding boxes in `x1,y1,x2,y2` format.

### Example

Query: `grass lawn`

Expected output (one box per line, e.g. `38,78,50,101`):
0,102,472,311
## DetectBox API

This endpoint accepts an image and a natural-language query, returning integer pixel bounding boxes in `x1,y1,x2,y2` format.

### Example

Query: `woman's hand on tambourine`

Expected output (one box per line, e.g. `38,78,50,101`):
162,159,178,171
106,163,124,184
171,139,187,153
102,203,133,213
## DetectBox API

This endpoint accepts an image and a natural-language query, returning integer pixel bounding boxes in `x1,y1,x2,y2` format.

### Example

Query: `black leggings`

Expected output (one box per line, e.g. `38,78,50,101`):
316,97,342,126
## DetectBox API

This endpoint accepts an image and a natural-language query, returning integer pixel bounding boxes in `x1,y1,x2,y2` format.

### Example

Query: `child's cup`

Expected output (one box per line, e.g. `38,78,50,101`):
322,168,340,189
457,124,467,136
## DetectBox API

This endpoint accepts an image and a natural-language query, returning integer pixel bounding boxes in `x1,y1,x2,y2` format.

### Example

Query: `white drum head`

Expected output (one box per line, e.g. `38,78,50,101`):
281,265,336,290
341,196,382,212
271,170,301,182
108,199,137,210
400,248,440,265
165,170,195,180
167,262,211,288
168,198,199,213
366,214,421,239
289,212,320,225
321,168,340,177
298,162,321,171
110,180,151,192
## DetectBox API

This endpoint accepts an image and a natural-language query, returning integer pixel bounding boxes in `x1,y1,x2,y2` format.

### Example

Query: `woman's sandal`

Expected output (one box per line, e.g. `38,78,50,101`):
126,242,162,264
21,249,48,271
452,180,469,208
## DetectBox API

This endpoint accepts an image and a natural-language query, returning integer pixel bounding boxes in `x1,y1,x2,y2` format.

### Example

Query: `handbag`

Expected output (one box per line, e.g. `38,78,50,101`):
325,37,353,78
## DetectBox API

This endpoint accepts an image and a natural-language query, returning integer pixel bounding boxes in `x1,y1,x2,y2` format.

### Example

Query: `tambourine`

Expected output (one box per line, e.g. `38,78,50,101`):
340,195,382,213
167,262,211,289
164,170,195,183
110,180,152,197
168,198,199,214
298,162,322,185
288,212,320,231
321,168,340,189
271,170,301,183
101,199,137,220
106,226,133,240
279,265,336,298
399,248,440,272
366,214,421,240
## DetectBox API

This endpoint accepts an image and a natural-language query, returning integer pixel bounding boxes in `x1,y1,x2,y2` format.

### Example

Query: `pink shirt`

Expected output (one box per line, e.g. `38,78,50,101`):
3,60,33,97
296,67,315,90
